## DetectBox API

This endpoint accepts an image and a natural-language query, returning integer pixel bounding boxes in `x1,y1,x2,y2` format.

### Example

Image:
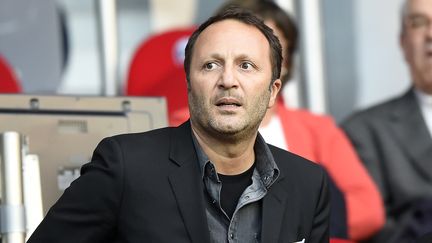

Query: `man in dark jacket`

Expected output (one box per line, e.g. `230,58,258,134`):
342,0,432,242
28,7,330,243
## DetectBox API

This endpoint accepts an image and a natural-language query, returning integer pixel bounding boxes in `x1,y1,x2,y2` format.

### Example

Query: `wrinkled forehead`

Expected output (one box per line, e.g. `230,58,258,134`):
197,19,267,44
193,19,271,60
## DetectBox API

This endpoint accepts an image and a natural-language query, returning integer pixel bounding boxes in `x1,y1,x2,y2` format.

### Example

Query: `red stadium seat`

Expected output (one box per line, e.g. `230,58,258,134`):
126,27,196,126
0,55,21,93
330,239,355,243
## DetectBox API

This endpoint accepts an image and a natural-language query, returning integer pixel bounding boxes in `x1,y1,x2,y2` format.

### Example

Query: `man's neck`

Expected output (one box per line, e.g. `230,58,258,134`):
191,125,256,175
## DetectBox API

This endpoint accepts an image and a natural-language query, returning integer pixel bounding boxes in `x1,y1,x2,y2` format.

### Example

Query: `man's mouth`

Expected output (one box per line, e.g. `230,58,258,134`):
215,98,242,107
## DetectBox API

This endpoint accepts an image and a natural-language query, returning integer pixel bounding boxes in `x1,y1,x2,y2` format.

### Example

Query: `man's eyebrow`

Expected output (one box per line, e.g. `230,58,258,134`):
235,54,253,61
212,53,256,61
407,13,428,19
208,53,224,61
199,53,258,65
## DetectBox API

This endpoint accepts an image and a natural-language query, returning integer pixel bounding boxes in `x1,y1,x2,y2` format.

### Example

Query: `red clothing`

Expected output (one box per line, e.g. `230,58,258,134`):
276,102,384,240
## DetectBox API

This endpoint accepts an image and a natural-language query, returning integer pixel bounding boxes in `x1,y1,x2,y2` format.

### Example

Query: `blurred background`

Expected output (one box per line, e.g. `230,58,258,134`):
0,0,408,122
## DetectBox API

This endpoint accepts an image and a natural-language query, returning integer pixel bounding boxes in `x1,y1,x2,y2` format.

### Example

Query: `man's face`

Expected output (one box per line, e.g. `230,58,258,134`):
401,0,432,94
188,19,281,139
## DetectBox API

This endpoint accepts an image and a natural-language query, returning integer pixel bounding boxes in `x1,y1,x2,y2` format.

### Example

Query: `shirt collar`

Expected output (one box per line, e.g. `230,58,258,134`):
192,131,280,188
415,88,432,107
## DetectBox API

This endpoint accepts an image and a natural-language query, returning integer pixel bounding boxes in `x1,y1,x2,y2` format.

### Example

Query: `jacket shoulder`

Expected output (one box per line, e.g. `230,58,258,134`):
343,94,407,126
95,126,175,157
109,126,172,142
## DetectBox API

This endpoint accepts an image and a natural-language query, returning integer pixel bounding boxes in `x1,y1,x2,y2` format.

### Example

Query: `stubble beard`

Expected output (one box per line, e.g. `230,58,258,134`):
188,90,270,142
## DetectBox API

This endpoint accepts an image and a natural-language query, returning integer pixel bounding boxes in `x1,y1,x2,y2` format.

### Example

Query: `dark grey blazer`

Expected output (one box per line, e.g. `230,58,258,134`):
27,121,330,243
342,89,432,239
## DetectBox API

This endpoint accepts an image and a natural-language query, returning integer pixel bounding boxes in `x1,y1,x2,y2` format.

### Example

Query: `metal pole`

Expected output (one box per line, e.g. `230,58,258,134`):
296,0,327,114
95,0,119,96
23,154,43,241
0,132,26,243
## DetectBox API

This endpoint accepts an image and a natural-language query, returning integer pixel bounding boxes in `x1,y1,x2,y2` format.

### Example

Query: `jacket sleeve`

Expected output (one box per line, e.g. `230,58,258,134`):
26,137,124,243
319,117,385,240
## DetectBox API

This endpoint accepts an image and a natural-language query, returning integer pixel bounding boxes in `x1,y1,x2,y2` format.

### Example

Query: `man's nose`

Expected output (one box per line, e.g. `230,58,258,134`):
218,66,238,89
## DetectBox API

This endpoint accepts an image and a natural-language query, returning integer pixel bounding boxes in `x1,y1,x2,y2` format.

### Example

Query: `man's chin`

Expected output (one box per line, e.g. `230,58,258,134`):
208,120,260,140
208,119,245,133
211,124,243,135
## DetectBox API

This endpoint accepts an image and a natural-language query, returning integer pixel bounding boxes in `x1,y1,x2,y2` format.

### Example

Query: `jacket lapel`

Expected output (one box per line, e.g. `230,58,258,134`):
168,122,210,243
388,89,432,180
261,174,291,243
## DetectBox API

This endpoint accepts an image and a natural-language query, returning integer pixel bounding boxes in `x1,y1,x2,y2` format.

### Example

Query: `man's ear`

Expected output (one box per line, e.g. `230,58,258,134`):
268,79,282,108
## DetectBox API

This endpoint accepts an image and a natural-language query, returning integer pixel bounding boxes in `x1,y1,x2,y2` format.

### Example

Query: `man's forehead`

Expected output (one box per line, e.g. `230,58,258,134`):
199,19,263,38
193,19,269,54
406,0,432,15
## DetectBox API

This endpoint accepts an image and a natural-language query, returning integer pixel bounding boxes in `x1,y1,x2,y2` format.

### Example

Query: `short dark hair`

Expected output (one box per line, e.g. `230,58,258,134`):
217,0,298,84
183,6,282,85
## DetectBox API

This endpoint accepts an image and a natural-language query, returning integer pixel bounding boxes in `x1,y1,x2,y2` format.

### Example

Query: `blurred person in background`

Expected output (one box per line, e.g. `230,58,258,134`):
342,0,432,242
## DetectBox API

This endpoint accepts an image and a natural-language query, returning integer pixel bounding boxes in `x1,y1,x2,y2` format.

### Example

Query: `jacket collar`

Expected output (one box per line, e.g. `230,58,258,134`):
388,88,432,180
168,121,291,243
261,172,291,243
168,121,210,243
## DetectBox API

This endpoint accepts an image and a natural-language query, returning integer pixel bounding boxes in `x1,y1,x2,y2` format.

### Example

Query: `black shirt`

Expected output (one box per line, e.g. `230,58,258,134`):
218,164,255,218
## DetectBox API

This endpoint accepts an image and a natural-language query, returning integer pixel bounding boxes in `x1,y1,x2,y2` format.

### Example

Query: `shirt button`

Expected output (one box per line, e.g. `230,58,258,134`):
229,233,234,239
244,195,250,200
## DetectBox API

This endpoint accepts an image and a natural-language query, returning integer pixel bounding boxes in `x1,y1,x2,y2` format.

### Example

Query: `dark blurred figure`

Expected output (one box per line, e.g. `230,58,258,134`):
342,0,432,242
416,231,432,243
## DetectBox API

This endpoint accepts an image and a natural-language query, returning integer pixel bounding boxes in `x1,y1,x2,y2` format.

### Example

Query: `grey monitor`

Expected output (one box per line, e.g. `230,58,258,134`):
0,94,168,213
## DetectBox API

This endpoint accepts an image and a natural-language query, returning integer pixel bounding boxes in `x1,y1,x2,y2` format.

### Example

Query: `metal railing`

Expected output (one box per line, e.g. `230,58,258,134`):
95,0,120,96
0,132,26,243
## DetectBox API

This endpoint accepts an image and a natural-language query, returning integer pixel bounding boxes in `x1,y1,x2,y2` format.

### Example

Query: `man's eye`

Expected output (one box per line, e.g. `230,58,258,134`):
204,62,217,70
240,62,253,70
408,15,430,29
